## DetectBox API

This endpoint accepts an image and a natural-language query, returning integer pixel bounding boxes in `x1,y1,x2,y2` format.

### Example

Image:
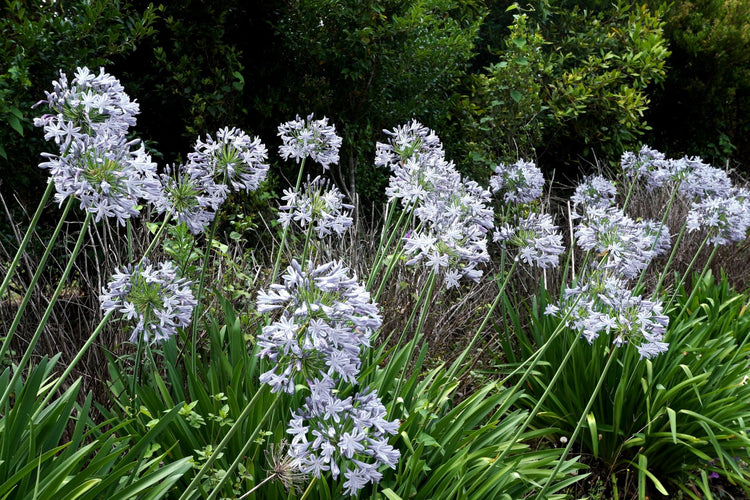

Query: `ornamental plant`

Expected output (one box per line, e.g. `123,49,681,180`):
5,66,750,500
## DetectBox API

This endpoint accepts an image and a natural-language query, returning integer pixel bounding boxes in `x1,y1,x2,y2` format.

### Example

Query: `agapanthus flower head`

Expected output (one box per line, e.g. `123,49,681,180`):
575,206,668,280
570,174,618,212
620,146,672,190
278,113,342,170
100,259,196,344
374,120,444,170
494,211,565,269
187,127,269,203
679,157,734,201
686,188,750,246
278,176,354,238
489,159,545,204
403,175,494,289
33,66,139,150
549,270,669,358
256,260,381,393
287,376,399,496
153,163,221,234
38,135,160,225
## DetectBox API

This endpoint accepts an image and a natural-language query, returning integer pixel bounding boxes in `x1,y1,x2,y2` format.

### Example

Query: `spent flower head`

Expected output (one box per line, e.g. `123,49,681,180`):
256,260,381,393
287,376,399,496
100,259,196,344
489,160,545,204
278,113,342,170
278,176,354,238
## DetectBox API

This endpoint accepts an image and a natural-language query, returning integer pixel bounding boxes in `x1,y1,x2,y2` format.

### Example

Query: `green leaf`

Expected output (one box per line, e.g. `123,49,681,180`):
8,116,23,136
382,488,403,500
510,90,522,103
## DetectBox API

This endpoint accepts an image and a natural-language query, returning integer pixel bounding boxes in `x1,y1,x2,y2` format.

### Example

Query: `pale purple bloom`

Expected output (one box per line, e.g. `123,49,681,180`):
493,211,565,269
278,113,342,170
287,377,399,496
489,159,545,204
679,157,734,201
620,146,671,190
33,66,139,150
374,120,444,170
686,189,750,246
187,127,269,204
575,206,669,280
256,260,381,393
38,135,160,225
153,163,221,234
376,123,495,288
570,174,617,211
553,271,670,358
278,176,354,237
100,260,196,344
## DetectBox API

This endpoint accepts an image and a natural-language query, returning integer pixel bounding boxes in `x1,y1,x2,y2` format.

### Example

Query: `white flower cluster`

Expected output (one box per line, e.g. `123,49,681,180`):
34,67,160,225
100,259,196,344
278,113,342,170
278,176,354,238
377,121,493,289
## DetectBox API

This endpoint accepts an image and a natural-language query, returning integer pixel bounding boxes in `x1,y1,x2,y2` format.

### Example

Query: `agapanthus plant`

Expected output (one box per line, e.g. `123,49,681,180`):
287,376,399,496
100,259,196,344
33,66,139,149
278,175,354,238
187,126,269,205
256,260,381,393
494,211,565,269
278,113,342,170
38,136,160,225
489,159,545,204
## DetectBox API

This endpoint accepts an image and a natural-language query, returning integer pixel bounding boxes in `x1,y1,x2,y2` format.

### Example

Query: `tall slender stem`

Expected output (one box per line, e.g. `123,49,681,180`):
0,181,55,299
0,197,74,361
191,216,219,374
0,212,93,409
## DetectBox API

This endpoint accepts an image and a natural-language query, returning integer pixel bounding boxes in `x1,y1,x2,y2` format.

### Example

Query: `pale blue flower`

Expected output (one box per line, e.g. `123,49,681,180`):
256,260,381,393
100,259,196,344
489,159,545,204
287,377,399,496
278,113,342,169
187,127,269,203
278,175,354,237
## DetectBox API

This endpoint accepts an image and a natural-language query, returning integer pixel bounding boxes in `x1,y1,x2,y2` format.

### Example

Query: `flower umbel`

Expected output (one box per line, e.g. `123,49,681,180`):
100,259,196,344
38,136,160,225
278,114,342,170
256,260,381,393
287,377,399,496
278,176,354,238
187,127,269,204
